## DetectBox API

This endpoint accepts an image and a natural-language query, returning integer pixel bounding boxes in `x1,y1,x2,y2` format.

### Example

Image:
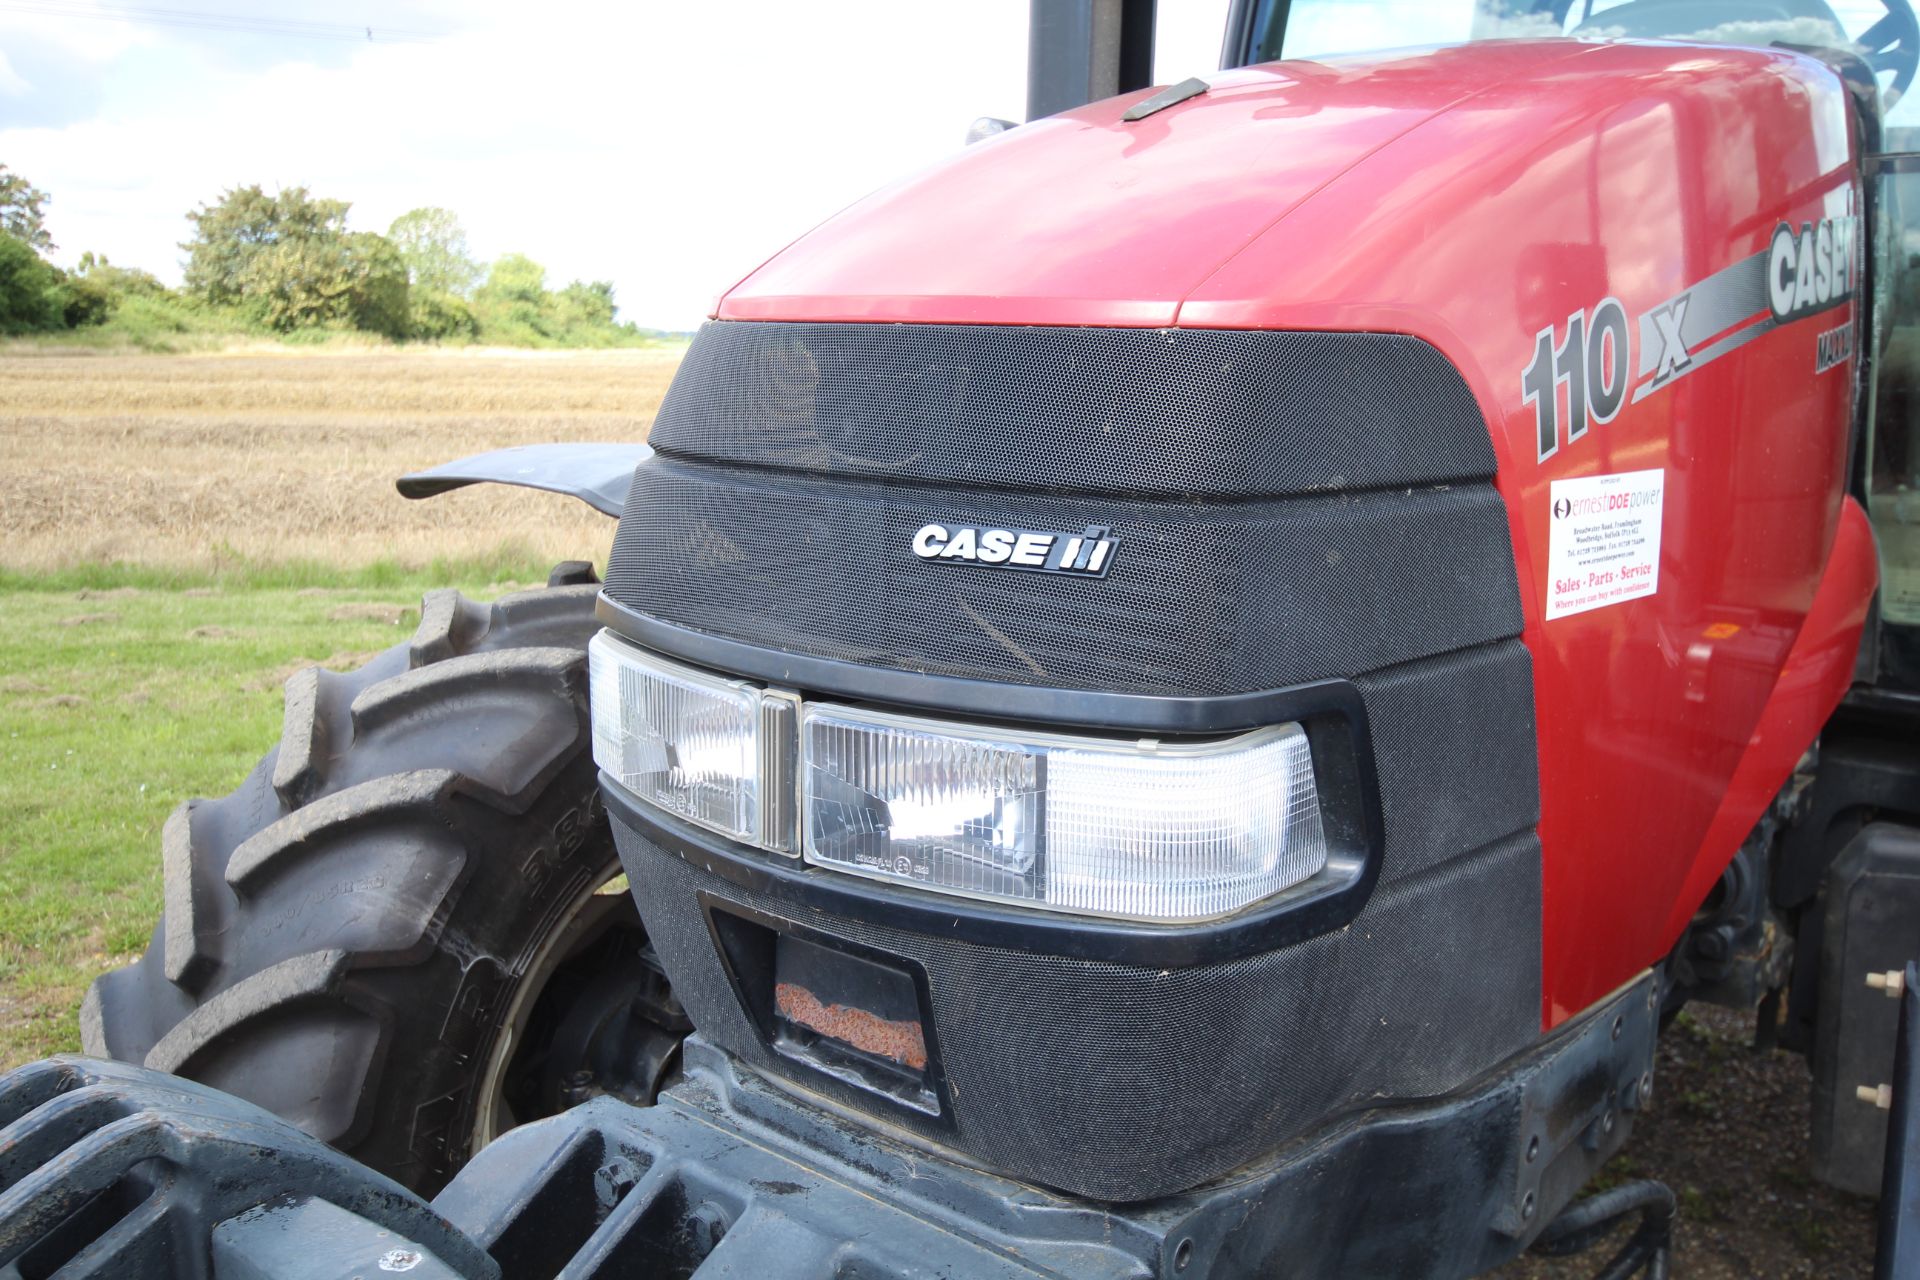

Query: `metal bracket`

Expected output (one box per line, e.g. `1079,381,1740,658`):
0,1056,496,1279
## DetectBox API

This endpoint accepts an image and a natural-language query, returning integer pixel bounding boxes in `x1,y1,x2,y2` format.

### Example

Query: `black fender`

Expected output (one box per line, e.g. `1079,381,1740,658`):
396,443,652,519
1878,960,1920,1277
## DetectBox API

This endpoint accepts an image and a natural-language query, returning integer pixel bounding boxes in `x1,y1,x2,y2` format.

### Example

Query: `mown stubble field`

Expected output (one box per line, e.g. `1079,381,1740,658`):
0,345,680,572
0,345,1881,1276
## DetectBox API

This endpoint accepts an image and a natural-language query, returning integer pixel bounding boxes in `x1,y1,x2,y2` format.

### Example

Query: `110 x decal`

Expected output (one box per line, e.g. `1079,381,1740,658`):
1526,216,1856,461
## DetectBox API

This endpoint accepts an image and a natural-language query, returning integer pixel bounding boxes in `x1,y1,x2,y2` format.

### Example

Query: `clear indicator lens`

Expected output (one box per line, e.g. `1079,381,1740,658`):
589,632,761,843
802,705,1327,923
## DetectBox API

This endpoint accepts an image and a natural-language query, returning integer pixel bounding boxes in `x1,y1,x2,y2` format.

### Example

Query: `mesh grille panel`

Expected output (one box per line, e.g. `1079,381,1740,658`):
603,460,1522,697
616,822,1540,1203
1356,642,1539,880
650,322,1495,497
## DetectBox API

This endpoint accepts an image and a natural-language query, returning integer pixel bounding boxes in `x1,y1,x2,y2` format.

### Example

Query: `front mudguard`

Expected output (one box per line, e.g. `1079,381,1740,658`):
397,443,652,518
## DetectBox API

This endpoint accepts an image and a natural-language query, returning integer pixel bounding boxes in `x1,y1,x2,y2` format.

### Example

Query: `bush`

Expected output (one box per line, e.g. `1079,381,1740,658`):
343,232,410,339
468,257,649,348
236,230,410,338
61,274,117,327
75,252,168,299
0,231,62,333
408,288,478,341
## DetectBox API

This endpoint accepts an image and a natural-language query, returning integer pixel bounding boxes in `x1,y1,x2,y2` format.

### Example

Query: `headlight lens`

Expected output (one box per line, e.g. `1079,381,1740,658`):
589,631,762,844
801,704,1327,923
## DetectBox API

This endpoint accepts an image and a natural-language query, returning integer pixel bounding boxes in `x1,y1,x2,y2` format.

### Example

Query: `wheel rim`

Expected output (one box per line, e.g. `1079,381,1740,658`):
469,866,687,1151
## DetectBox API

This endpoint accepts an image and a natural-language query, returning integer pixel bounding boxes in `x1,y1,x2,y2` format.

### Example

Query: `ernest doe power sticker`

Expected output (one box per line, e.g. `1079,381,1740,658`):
1546,469,1664,620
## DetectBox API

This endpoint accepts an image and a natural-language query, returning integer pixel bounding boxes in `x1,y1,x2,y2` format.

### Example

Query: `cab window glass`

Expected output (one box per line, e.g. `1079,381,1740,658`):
1870,163,1920,682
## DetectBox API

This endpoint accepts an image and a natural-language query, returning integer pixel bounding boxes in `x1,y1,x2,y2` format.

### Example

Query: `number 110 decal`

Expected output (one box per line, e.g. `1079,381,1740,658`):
1523,298,1630,461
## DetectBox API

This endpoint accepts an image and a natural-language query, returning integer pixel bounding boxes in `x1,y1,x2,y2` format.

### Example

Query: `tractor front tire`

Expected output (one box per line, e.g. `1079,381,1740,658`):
82,572,654,1195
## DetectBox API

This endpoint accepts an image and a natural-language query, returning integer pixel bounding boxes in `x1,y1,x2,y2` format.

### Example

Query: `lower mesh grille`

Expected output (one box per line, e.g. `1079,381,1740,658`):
615,821,1539,1203
608,642,1542,1202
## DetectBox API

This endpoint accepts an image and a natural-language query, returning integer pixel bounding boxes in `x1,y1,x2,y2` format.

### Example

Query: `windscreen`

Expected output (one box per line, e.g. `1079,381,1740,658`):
1253,0,1920,132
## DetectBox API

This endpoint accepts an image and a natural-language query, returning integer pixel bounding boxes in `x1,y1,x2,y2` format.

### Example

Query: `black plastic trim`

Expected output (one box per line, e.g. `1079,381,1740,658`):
596,591,1376,736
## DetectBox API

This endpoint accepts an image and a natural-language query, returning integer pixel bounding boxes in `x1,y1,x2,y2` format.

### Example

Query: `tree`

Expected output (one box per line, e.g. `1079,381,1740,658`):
388,207,480,296
182,185,352,306
75,251,167,299
0,231,63,331
473,253,552,342
554,279,617,329
240,230,410,337
0,165,52,254
180,186,409,336
342,232,410,338
479,253,546,305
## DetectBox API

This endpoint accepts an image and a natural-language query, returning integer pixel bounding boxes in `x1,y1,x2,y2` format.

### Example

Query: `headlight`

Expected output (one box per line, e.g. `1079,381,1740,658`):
801,704,1327,923
589,631,765,845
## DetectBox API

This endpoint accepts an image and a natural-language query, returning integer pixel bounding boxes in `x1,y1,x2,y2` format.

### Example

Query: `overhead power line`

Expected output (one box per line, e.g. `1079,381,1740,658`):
0,0,441,43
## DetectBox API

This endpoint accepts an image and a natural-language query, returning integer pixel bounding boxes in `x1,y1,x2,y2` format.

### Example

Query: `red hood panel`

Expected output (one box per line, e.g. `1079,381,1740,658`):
718,42,1595,326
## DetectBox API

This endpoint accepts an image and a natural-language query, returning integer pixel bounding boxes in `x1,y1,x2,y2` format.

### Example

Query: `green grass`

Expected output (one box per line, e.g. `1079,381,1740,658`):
0,566,556,1066
0,545,563,595
4,290,691,355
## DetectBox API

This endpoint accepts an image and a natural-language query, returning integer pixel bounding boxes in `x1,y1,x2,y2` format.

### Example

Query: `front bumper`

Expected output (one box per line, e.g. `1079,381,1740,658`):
0,977,1656,1280
607,779,1546,1203
448,998,1659,1279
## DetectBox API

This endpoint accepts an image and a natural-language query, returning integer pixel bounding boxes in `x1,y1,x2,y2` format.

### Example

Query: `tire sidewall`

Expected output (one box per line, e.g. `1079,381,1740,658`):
344,770,616,1190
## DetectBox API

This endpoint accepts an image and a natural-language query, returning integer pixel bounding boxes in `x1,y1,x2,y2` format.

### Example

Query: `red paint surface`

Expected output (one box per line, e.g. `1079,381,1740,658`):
721,43,1595,326
718,41,1878,1027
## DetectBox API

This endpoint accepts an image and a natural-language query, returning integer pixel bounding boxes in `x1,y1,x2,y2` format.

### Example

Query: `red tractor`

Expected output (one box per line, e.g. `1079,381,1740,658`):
9,1,1920,1276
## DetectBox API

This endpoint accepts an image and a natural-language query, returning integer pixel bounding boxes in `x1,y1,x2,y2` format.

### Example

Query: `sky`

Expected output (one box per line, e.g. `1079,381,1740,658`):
0,0,1231,330
4,0,1906,330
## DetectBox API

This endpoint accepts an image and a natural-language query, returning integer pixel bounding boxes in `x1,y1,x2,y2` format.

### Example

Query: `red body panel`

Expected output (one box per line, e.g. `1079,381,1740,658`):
1658,497,1878,948
721,43,1594,327
719,40,1879,1027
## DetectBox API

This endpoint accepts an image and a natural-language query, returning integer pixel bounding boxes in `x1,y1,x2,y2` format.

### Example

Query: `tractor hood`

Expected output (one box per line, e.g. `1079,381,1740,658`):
718,41,1597,327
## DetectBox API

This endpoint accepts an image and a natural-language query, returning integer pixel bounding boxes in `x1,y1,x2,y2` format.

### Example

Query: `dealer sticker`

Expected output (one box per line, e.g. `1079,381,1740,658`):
1546,469,1665,620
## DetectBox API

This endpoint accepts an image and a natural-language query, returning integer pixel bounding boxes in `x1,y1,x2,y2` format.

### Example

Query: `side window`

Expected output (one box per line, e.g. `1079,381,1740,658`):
1869,159,1920,684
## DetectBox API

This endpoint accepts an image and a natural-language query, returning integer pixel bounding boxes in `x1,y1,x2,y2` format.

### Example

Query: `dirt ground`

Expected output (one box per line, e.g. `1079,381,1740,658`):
0,346,681,573
1496,1004,1878,1279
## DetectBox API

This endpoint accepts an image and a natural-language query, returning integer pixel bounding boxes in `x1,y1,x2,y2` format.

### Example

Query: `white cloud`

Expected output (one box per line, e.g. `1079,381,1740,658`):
0,2,152,63
0,1,1244,327
0,49,29,96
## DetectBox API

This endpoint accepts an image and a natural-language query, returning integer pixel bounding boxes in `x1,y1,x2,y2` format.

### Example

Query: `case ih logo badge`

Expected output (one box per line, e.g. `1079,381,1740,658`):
911,522,1116,578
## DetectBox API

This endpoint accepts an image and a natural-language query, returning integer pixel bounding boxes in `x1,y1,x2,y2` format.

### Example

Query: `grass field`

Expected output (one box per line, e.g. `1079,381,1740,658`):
0,345,678,1065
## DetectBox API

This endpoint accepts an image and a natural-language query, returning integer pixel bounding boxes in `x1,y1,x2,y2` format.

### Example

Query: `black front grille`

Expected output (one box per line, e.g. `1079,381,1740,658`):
649,321,1495,498
604,459,1520,697
606,322,1520,699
